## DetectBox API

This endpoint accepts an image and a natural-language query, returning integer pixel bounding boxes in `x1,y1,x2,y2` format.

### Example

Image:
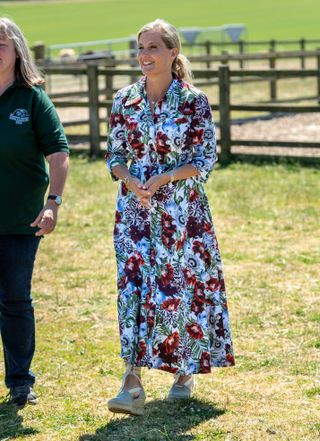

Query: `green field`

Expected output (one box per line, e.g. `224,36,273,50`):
0,0,320,46
0,158,319,441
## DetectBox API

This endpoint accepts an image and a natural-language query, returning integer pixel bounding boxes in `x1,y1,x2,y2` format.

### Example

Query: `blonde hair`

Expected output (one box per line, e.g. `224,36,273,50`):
137,18,193,84
0,17,44,87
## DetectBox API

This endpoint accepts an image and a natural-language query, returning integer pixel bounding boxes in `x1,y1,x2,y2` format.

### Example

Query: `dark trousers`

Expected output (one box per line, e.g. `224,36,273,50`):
0,235,41,388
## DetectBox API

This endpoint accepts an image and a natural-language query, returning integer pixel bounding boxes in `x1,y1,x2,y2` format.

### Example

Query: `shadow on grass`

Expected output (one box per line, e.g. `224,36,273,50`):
0,400,38,439
79,398,225,441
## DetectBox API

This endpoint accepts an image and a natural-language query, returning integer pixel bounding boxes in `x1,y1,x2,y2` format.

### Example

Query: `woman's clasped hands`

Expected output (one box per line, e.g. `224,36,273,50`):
127,174,169,209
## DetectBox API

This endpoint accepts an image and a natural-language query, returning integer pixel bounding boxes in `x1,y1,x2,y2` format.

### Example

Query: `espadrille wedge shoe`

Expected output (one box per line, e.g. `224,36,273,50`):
108,364,145,416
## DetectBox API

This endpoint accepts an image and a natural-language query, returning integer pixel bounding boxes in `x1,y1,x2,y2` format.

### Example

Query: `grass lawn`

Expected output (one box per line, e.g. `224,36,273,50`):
0,0,320,45
0,157,319,441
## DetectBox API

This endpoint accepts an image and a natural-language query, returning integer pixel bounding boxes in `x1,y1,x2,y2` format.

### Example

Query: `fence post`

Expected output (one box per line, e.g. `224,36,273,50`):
238,40,244,69
221,50,229,65
270,39,276,52
300,38,306,68
218,65,231,164
269,49,277,101
129,40,138,84
105,72,113,101
87,64,100,157
204,41,211,69
32,42,45,63
317,48,320,105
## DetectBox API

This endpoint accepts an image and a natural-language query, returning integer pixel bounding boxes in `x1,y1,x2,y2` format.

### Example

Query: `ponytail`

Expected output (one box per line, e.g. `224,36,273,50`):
172,53,193,84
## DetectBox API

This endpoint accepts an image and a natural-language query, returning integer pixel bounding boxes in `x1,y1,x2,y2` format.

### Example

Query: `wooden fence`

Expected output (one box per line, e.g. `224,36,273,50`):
45,48,320,101
33,37,320,63
185,38,320,62
45,63,320,162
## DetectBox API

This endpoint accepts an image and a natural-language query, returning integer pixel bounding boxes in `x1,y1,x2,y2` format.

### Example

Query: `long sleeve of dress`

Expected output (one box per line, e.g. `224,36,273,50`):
190,92,217,184
106,92,130,181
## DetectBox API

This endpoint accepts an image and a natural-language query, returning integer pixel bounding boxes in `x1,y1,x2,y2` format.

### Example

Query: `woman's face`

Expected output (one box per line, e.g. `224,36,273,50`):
138,29,178,78
0,36,16,81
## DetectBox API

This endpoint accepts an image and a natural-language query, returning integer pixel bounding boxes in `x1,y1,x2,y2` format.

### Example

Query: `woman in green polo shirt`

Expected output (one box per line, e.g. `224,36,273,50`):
0,17,69,407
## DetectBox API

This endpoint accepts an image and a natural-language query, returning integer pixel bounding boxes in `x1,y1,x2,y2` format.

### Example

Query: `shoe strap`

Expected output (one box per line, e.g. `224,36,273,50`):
127,386,142,395
173,374,194,389
121,364,142,391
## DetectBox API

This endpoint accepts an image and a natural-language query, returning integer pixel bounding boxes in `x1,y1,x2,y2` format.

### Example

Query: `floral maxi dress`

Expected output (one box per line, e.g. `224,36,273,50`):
106,77,235,374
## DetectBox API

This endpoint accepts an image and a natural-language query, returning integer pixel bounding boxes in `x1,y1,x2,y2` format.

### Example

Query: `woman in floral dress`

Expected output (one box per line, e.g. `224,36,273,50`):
106,19,234,416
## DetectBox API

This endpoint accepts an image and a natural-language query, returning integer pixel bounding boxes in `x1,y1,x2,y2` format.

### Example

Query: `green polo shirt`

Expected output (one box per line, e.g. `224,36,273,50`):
0,81,69,235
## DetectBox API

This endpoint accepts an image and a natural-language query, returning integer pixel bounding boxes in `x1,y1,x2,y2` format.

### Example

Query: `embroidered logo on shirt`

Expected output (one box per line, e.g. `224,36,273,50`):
9,109,30,125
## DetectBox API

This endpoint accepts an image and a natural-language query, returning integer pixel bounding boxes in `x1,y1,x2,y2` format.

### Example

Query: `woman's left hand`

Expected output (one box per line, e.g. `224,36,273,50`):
138,174,169,208
30,201,58,236
144,174,169,196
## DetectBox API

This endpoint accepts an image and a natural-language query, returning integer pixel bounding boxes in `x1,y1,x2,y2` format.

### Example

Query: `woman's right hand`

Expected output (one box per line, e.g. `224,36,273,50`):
127,177,152,209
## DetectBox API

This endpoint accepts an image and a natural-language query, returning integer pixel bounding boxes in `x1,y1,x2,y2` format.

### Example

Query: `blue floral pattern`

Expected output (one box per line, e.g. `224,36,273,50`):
106,77,235,374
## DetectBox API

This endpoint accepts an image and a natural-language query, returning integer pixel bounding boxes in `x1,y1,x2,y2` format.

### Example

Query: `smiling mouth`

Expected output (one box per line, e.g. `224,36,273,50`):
142,61,153,66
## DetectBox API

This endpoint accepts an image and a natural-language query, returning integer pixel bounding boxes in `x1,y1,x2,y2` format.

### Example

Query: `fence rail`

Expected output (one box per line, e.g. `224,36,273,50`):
44,48,320,104
43,63,320,162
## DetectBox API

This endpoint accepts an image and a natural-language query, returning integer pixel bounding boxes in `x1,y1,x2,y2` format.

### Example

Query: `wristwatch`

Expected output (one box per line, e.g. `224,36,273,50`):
47,194,62,206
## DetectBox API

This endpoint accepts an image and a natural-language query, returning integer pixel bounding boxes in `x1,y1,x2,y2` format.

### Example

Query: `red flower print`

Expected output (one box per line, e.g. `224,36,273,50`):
192,240,205,257
121,182,128,196
158,365,179,374
206,277,220,291
218,270,226,291
125,253,144,284
128,130,145,158
191,128,204,144
194,282,212,304
144,292,152,310
156,277,176,296
161,263,174,286
183,268,196,287
176,232,186,251
204,222,212,234
186,216,205,238
162,212,175,232
204,251,211,267
189,189,199,203
178,100,195,115
186,323,204,339
129,223,150,242
115,210,121,224
147,305,156,337
225,344,235,366
139,314,146,324
137,340,147,360
110,113,125,126
161,212,176,249
200,351,211,373
175,117,188,124
194,281,214,306
226,353,235,365
215,313,225,338
191,298,204,315
150,248,156,267
159,331,180,355
147,312,155,328
161,298,181,312
118,275,128,290
161,233,175,249
126,119,138,131
156,132,171,158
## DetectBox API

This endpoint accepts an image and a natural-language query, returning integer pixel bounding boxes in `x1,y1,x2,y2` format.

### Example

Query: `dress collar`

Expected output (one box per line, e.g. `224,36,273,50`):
124,75,183,111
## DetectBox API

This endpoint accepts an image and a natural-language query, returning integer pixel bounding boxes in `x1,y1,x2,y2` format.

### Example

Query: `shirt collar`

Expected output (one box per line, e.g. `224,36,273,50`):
124,75,183,111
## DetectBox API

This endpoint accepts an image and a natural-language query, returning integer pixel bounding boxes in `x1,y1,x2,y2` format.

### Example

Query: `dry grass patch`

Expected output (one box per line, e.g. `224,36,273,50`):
0,158,319,441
